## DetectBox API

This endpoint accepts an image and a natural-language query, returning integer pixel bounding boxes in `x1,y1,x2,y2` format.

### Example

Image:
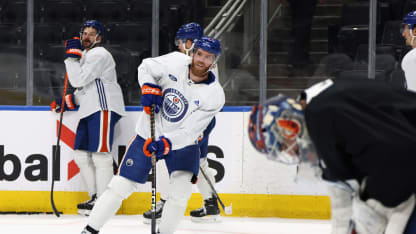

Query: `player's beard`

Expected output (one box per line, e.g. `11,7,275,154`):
82,39,93,49
190,60,210,77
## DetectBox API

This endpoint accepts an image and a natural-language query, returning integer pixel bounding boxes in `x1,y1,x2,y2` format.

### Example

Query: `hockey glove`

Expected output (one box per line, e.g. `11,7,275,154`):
143,136,172,158
141,83,163,114
65,37,82,59
50,94,78,113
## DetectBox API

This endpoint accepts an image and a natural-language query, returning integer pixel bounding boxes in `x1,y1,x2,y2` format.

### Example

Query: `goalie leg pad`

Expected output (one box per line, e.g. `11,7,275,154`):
159,171,193,234
88,175,137,231
197,157,216,200
73,150,96,196
327,183,354,234
386,194,415,234
352,197,389,234
92,152,114,197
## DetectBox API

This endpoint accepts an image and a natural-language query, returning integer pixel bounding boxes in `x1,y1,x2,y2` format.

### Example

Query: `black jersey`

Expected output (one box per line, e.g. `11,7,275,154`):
305,79,416,207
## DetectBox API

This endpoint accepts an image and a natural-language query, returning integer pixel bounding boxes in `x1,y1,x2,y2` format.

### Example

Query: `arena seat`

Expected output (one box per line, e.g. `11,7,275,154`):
388,69,407,88
34,23,63,45
43,0,85,23
86,0,128,23
105,22,151,52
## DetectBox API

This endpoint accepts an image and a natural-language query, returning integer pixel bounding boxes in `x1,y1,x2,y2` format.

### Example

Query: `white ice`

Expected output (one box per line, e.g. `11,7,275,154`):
0,214,331,234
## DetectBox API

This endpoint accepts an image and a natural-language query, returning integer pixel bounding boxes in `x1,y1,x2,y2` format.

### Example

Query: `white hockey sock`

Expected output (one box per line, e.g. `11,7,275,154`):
197,157,216,200
159,171,193,234
73,150,96,196
92,152,114,197
88,175,136,231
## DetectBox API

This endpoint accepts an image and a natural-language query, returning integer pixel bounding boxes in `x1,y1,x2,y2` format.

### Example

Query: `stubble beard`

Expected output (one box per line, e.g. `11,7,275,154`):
82,39,92,49
190,61,210,77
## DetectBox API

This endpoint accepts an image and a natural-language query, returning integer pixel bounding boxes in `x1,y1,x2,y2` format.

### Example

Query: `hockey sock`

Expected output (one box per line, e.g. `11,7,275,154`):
92,152,114,197
197,157,216,200
74,150,97,196
158,171,193,234
88,175,136,231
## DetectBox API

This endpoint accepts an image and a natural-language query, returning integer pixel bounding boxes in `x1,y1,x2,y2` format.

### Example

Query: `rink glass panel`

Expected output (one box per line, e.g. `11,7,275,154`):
0,0,399,106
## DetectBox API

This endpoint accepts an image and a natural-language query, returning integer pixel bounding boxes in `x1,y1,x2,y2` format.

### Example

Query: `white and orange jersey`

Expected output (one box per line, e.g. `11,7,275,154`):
64,46,126,118
136,51,225,150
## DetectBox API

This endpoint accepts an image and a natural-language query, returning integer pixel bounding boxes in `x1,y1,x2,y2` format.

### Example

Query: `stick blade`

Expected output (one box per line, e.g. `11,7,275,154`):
224,203,232,215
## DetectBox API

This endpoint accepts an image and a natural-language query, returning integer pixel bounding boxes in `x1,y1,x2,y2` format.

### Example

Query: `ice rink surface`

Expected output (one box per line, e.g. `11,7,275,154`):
0,214,331,234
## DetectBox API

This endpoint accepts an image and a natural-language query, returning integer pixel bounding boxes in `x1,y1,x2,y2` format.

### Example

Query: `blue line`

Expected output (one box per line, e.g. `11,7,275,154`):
0,106,252,112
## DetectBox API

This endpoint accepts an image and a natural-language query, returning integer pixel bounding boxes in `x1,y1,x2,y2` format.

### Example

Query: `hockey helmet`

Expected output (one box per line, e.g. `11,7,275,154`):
193,36,222,61
248,94,315,165
175,22,203,43
403,11,416,31
82,20,104,37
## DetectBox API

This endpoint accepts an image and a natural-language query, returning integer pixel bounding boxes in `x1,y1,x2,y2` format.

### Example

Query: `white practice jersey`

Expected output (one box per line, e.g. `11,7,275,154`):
401,48,416,92
64,46,126,118
136,51,225,150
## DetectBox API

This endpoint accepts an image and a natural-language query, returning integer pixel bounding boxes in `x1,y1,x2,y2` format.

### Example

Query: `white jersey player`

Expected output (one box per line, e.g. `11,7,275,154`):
80,36,225,234
51,20,126,216
142,22,222,224
401,11,416,91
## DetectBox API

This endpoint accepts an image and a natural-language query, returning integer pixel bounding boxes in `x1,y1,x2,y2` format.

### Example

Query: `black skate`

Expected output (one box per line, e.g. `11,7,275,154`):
190,197,221,223
143,199,165,224
77,194,97,216
80,225,99,234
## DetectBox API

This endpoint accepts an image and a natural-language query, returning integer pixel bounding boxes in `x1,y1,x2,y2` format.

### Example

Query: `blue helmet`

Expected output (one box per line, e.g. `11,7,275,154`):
82,20,104,37
248,94,311,165
194,36,222,59
175,22,203,42
403,11,416,30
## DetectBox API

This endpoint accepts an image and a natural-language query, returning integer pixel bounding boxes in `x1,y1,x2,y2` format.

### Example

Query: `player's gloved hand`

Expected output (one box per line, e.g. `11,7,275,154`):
65,37,82,59
143,136,172,158
50,94,78,113
141,83,163,114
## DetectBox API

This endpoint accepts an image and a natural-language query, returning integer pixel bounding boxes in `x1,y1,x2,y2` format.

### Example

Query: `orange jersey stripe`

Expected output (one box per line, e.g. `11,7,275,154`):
99,110,110,152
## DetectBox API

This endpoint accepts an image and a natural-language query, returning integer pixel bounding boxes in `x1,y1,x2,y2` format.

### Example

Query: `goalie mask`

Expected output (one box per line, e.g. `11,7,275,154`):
248,94,317,166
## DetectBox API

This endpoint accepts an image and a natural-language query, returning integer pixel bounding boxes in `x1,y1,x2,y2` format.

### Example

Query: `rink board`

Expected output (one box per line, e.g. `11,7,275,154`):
0,106,330,219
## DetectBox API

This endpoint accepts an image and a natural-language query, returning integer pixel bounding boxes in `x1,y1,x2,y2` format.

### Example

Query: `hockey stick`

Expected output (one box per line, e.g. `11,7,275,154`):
199,166,232,215
150,104,157,234
50,72,69,217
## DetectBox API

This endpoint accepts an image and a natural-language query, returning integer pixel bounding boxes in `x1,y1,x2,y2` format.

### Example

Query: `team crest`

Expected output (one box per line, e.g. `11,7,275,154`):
162,88,189,122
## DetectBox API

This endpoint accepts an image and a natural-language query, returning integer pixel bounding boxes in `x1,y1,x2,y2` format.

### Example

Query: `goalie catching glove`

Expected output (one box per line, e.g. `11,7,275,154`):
141,83,163,114
50,94,78,113
143,136,172,158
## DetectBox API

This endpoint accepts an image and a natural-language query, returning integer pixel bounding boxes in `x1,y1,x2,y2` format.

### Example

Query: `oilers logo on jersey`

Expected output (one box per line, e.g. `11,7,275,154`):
162,88,189,122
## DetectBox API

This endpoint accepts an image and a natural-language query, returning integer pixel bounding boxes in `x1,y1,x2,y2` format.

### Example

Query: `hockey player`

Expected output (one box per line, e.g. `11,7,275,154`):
249,78,416,234
142,22,221,224
401,11,416,92
80,36,224,234
50,20,126,216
